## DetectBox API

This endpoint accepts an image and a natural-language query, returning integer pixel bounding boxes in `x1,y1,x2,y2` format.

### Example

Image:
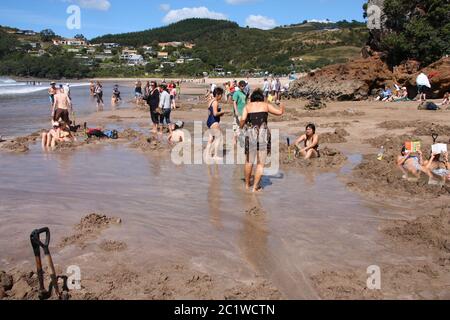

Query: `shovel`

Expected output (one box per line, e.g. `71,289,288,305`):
432,133,439,144
287,137,292,160
30,228,67,300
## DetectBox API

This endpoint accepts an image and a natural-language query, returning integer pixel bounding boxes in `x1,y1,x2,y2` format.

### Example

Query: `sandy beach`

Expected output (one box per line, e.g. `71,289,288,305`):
1,81,449,300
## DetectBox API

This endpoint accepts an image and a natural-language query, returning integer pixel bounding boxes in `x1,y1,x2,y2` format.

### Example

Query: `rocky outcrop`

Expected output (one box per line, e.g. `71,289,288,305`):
289,56,393,101
289,56,450,101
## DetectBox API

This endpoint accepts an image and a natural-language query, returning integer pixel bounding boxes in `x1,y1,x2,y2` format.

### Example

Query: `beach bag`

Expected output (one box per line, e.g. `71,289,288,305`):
104,130,118,139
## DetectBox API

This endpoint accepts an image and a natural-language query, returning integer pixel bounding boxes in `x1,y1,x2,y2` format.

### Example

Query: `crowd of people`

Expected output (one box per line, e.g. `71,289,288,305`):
40,76,448,192
375,72,449,107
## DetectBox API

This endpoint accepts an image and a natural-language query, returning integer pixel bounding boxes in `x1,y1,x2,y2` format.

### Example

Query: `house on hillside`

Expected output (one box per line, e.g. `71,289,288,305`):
157,52,169,59
127,54,145,66
53,38,87,46
158,42,183,49
103,43,120,48
184,43,195,49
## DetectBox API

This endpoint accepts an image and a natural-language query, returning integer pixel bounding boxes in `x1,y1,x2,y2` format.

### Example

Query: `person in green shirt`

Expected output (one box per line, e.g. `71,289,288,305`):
232,81,248,143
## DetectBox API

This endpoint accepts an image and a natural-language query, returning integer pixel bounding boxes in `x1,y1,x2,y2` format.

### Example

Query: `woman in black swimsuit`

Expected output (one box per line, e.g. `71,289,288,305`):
240,89,285,192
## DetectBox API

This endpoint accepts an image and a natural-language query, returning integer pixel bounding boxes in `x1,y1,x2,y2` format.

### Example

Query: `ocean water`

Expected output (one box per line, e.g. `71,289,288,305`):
0,78,134,138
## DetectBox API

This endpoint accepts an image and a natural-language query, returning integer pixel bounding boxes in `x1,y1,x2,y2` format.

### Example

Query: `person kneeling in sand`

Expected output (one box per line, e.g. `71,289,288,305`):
423,151,450,183
168,121,185,144
397,146,426,179
294,124,320,159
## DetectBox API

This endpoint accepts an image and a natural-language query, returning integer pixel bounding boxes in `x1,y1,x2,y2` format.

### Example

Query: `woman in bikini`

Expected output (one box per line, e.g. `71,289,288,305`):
294,124,320,159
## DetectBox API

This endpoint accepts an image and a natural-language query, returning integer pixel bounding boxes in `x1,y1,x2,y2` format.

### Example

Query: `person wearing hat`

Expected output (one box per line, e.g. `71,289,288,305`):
41,121,60,148
48,82,57,108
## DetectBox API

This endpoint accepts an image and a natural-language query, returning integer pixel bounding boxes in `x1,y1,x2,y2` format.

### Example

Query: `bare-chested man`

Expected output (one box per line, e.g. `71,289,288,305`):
52,86,72,124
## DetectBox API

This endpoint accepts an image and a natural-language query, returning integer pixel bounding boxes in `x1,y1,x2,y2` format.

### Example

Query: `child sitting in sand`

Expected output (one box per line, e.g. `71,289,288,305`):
397,146,426,179
294,123,320,159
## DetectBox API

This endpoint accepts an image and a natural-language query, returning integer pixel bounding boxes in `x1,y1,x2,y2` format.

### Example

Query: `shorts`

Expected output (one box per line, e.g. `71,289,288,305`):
54,108,70,124
264,91,269,98
417,85,429,94
135,92,142,98
160,108,171,125
49,95,54,104
150,109,159,125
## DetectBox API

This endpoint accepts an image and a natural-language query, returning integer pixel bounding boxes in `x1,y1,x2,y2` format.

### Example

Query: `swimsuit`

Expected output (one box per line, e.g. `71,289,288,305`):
403,156,421,171
207,101,221,129
245,111,271,156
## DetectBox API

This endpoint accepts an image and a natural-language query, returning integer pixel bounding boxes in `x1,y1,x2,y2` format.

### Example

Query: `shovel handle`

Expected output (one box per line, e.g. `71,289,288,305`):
31,227,51,254
432,133,439,143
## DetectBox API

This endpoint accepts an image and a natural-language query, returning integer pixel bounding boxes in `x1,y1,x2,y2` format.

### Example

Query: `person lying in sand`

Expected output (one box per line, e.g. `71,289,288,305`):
423,151,450,183
294,124,320,159
389,87,409,102
397,146,426,179
168,121,185,144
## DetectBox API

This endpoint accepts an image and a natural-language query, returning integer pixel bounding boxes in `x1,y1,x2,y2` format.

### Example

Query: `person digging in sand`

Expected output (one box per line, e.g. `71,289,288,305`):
294,124,320,159
240,89,285,192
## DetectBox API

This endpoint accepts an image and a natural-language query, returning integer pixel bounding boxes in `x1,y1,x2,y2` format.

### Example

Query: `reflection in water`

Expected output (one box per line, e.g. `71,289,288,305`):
208,164,223,230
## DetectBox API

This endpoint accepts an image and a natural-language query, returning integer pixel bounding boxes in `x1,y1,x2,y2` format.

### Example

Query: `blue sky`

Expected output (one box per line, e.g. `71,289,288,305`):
0,0,367,39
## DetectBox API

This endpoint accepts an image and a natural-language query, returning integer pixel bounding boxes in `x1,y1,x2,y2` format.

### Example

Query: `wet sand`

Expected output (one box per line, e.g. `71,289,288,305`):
1,84,449,300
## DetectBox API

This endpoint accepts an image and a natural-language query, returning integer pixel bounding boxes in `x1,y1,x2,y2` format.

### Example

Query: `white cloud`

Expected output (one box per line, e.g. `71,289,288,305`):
307,19,334,23
63,0,111,11
225,0,257,4
159,3,171,12
245,15,277,30
163,7,227,24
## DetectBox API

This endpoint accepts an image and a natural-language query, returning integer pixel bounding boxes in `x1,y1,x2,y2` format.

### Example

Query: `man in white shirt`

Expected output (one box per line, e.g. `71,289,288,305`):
416,73,431,102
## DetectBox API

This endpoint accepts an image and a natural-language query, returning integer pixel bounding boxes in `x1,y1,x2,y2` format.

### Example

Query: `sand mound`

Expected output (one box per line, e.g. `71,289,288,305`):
0,131,42,153
119,128,142,140
60,213,122,248
320,129,349,144
129,135,165,152
413,123,450,137
281,146,347,169
69,264,281,300
349,134,449,198
99,240,127,252
383,206,450,253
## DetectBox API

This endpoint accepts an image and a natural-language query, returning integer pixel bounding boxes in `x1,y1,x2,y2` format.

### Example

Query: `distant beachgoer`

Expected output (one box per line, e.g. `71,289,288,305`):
206,87,225,161
176,81,181,100
397,146,425,179
52,87,72,124
48,82,57,108
112,85,122,106
240,89,285,192
232,81,247,143
243,81,251,101
146,81,160,134
144,81,151,98
94,82,104,111
423,151,450,183
441,92,449,106
168,121,185,144
416,72,431,102
275,78,282,102
158,83,172,133
294,124,320,159
170,84,177,109
135,81,143,104
262,78,270,102
89,81,95,96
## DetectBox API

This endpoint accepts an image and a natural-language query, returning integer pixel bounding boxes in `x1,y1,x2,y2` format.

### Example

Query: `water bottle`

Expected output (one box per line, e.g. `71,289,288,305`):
377,146,384,161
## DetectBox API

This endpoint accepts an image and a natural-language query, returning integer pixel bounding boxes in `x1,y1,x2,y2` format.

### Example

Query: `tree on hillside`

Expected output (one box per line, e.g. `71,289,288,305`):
363,0,450,66
40,29,56,42
74,34,86,41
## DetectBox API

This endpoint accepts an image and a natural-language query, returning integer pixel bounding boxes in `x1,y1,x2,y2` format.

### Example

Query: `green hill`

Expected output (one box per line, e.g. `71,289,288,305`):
92,18,368,73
